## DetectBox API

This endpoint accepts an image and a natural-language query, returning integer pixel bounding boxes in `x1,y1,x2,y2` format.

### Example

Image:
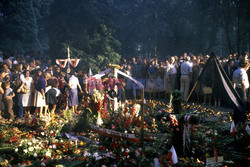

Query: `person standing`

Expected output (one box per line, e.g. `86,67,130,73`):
168,56,178,91
12,65,25,122
0,69,6,121
68,71,83,113
232,60,249,124
21,70,33,115
45,79,61,115
33,69,46,118
223,59,237,82
180,56,193,101
4,81,15,122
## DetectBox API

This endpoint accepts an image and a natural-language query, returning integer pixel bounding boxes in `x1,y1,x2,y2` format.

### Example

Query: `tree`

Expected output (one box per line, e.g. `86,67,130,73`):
46,0,121,73
0,0,40,55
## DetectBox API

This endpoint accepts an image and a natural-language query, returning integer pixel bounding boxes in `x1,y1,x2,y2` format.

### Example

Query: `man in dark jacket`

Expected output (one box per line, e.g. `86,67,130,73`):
223,59,237,82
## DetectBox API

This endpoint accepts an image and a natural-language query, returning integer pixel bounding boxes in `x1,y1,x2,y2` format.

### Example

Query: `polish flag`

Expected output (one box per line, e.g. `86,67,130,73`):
168,146,178,166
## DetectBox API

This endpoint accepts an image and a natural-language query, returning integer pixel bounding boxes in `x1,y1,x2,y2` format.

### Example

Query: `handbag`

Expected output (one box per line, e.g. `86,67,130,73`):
203,87,212,94
21,85,30,94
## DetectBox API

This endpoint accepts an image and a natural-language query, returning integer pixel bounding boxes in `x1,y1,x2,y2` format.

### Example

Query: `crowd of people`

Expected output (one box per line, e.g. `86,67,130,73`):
0,52,86,123
0,50,249,123
121,52,249,105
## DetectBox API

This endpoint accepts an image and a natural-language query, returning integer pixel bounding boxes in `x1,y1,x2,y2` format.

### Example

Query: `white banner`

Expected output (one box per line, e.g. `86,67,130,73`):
89,124,136,139
115,69,144,89
86,68,112,82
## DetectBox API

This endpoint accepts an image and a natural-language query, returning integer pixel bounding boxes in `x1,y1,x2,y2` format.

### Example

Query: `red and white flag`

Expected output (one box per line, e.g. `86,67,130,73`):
230,121,237,135
56,59,68,68
169,146,178,166
69,58,80,67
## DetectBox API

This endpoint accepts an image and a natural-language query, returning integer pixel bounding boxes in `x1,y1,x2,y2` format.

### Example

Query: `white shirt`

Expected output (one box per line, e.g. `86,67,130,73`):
180,61,193,75
233,68,249,89
69,75,80,89
21,76,33,87
5,88,14,99
168,63,178,75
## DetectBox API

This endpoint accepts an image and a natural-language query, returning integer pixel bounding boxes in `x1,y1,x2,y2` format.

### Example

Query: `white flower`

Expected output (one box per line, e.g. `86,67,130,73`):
93,152,99,158
125,148,130,152
23,149,28,153
96,156,102,160
35,145,40,150
41,132,45,136
84,151,91,157
28,147,34,152
121,148,124,152
96,117,103,126
45,150,52,157
34,153,37,157
52,144,56,149
15,148,18,152
41,162,46,166
28,142,32,146
125,112,130,117
102,165,107,167
124,131,128,133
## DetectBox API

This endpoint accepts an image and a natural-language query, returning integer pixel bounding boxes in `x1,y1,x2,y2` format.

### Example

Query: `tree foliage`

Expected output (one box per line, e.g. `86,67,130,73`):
46,0,121,73
0,0,40,54
0,0,250,65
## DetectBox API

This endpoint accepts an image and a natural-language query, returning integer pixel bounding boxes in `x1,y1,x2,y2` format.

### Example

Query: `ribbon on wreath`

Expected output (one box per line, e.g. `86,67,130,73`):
183,115,191,154
213,145,218,162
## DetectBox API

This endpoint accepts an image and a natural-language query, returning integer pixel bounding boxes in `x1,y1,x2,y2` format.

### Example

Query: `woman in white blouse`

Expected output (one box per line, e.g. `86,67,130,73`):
21,70,33,115
68,71,83,113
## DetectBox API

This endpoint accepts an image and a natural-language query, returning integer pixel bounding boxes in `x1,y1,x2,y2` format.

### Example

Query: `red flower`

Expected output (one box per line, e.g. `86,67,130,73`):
134,138,139,144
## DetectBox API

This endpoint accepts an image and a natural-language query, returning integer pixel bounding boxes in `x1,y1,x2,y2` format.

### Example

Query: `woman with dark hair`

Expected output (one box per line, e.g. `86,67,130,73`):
22,70,33,115
68,71,83,113
33,69,46,117
45,78,61,115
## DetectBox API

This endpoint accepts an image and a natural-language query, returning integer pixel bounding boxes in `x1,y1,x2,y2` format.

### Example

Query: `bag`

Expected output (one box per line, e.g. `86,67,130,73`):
203,87,212,94
21,84,30,94
13,73,22,90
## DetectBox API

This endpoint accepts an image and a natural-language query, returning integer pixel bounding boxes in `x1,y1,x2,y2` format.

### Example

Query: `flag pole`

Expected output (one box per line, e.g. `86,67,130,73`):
67,47,70,72
184,80,198,105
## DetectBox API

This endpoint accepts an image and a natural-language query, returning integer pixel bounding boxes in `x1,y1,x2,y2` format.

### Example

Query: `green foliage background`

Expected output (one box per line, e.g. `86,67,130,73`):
0,0,250,72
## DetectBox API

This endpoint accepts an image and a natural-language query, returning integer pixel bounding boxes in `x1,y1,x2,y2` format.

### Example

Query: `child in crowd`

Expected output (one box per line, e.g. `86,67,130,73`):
45,78,61,115
4,81,15,122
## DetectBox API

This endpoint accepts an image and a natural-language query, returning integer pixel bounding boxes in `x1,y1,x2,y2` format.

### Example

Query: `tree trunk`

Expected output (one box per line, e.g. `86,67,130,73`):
237,0,241,55
207,0,219,52
198,0,204,53
221,13,234,54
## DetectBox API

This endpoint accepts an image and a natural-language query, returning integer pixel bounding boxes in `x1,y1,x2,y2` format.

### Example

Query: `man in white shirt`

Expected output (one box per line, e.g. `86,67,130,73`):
168,56,178,91
180,56,193,101
232,60,249,124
